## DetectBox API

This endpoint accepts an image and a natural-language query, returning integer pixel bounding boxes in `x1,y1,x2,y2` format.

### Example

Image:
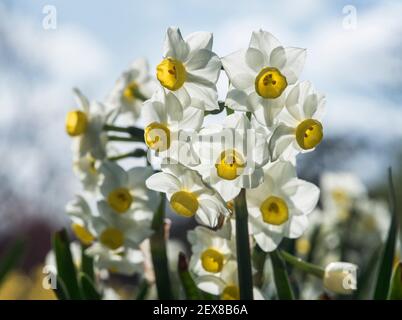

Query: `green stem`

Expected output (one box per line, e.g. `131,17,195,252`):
234,188,254,300
252,244,267,288
107,135,143,143
178,252,203,300
104,124,145,141
280,250,325,278
150,194,173,299
108,149,147,161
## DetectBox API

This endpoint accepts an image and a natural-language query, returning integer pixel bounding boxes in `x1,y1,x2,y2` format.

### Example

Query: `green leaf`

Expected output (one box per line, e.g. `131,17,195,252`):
270,250,295,300
234,189,254,300
80,245,95,283
54,276,70,300
252,244,267,288
150,194,173,299
356,245,382,299
79,272,102,300
387,262,402,300
0,239,24,285
52,229,81,299
374,168,399,300
178,252,203,300
136,279,150,300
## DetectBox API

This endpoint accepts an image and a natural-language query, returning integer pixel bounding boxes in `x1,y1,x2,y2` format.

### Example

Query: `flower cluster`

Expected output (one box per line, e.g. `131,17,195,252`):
64,27,358,299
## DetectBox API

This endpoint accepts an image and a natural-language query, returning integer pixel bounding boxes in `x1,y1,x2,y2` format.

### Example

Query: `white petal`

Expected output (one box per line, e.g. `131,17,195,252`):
184,82,219,111
285,214,309,238
268,125,295,161
245,47,264,72
249,30,281,58
225,88,250,112
163,27,189,61
196,275,226,295
287,179,320,214
185,31,213,51
221,49,255,90
99,161,128,196
180,107,204,131
269,46,286,69
284,47,306,80
185,49,221,84
165,91,184,122
145,172,181,194
73,88,90,113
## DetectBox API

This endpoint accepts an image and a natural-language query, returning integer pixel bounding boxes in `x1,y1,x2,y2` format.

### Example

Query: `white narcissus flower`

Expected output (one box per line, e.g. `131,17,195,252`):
66,195,96,246
99,161,159,219
73,154,101,192
323,262,358,295
107,58,156,120
156,27,221,111
143,88,203,165
87,200,153,254
246,161,320,252
195,260,265,300
188,226,234,277
146,163,229,228
90,247,145,276
66,88,108,160
268,81,326,161
222,30,306,126
193,113,269,202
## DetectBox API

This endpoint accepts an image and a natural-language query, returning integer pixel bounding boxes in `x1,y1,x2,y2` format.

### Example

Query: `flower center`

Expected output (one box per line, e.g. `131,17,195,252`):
100,227,124,250
65,110,88,136
255,67,287,99
221,285,240,300
156,58,186,91
295,119,323,150
107,187,133,213
71,223,94,246
215,149,245,180
260,196,289,225
201,248,224,273
144,122,171,152
122,81,139,102
169,191,199,217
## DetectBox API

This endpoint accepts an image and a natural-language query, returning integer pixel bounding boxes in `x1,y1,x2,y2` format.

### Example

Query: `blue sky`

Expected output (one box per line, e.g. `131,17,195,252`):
1,0,402,226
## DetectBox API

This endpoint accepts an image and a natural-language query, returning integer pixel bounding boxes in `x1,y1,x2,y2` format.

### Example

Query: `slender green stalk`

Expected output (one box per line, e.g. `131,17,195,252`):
374,168,399,300
108,149,147,161
136,279,150,300
107,135,143,143
234,188,254,300
270,250,295,300
150,194,173,299
252,244,267,288
178,252,203,300
280,250,325,278
104,124,145,141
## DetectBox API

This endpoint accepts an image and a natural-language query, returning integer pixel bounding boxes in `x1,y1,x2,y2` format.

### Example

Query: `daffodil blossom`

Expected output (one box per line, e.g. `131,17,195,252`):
195,260,264,300
146,163,229,227
268,81,326,161
222,30,306,126
107,58,156,120
323,262,357,295
66,195,96,246
87,200,153,253
88,246,145,276
246,161,320,252
193,113,269,201
142,88,203,165
66,88,108,160
73,153,101,192
99,161,159,218
156,27,221,111
188,226,234,277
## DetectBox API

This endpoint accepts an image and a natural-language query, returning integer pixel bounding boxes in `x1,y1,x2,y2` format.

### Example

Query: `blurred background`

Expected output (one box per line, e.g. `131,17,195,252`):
0,0,401,299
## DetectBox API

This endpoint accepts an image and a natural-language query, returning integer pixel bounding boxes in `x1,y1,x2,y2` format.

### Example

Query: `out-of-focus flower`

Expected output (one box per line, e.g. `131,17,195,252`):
222,30,305,126
156,27,221,111
107,58,156,120
143,89,203,164
193,113,269,201
268,81,325,161
66,88,108,159
146,163,229,227
323,262,357,295
99,161,159,218
246,161,319,252
188,226,234,277
73,154,101,192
